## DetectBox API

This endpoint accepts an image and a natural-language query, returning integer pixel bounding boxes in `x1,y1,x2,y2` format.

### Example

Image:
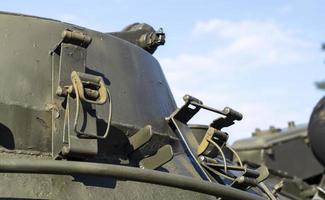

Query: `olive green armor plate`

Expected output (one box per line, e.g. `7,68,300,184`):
0,12,217,200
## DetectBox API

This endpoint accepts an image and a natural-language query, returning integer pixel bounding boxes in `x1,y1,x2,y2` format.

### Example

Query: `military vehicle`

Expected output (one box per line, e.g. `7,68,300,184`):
232,122,325,200
0,11,310,199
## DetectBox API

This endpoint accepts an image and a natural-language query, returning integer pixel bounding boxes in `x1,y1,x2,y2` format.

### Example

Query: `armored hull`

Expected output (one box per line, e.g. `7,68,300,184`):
0,12,271,200
0,11,208,200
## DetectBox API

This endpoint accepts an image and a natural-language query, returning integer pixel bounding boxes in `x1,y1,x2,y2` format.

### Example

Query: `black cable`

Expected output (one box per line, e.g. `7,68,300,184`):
0,158,266,200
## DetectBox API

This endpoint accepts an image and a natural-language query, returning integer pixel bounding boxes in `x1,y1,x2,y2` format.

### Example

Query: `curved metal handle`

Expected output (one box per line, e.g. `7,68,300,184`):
71,71,108,105
70,71,112,139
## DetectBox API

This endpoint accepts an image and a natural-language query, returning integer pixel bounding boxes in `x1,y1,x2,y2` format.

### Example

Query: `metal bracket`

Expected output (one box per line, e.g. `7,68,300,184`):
126,125,172,170
167,94,243,181
171,95,242,124
51,29,92,97
62,71,112,156
51,29,111,158
139,145,174,170
127,125,153,154
197,127,228,157
256,165,270,183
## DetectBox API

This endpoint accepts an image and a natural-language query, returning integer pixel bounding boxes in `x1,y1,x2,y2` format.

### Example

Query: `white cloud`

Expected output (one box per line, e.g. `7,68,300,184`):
159,19,315,142
195,19,310,69
162,19,312,89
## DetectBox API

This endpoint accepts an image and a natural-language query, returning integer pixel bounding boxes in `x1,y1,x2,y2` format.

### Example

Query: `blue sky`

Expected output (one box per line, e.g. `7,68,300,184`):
2,1,325,142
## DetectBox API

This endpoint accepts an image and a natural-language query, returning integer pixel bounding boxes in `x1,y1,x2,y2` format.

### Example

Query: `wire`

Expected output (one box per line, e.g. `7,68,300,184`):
201,162,236,181
226,145,243,168
207,138,228,172
72,78,112,139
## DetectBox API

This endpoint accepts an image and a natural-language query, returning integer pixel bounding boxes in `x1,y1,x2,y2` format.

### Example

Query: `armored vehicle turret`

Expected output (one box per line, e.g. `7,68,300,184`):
0,11,295,200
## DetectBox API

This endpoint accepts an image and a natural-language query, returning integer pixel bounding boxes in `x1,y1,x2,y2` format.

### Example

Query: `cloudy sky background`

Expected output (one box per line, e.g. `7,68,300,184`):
2,0,325,142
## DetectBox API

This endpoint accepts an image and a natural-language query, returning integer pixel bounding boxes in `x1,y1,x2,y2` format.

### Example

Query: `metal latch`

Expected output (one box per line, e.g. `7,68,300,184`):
51,29,111,158
68,71,111,139
62,71,112,156
71,71,108,105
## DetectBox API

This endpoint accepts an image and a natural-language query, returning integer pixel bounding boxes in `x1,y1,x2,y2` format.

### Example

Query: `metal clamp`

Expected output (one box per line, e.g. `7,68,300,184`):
167,95,243,181
69,71,112,139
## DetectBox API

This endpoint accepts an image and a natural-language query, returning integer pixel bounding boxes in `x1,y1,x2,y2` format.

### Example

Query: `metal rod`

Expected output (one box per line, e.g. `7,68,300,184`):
0,158,265,200
191,102,225,116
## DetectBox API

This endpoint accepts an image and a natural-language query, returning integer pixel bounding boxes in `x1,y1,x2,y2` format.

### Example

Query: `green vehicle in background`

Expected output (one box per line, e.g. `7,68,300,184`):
0,11,323,200
229,46,325,200
232,122,325,200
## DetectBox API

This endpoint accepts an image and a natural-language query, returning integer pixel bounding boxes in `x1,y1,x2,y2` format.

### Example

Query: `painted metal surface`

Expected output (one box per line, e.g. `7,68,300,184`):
0,11,270,199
